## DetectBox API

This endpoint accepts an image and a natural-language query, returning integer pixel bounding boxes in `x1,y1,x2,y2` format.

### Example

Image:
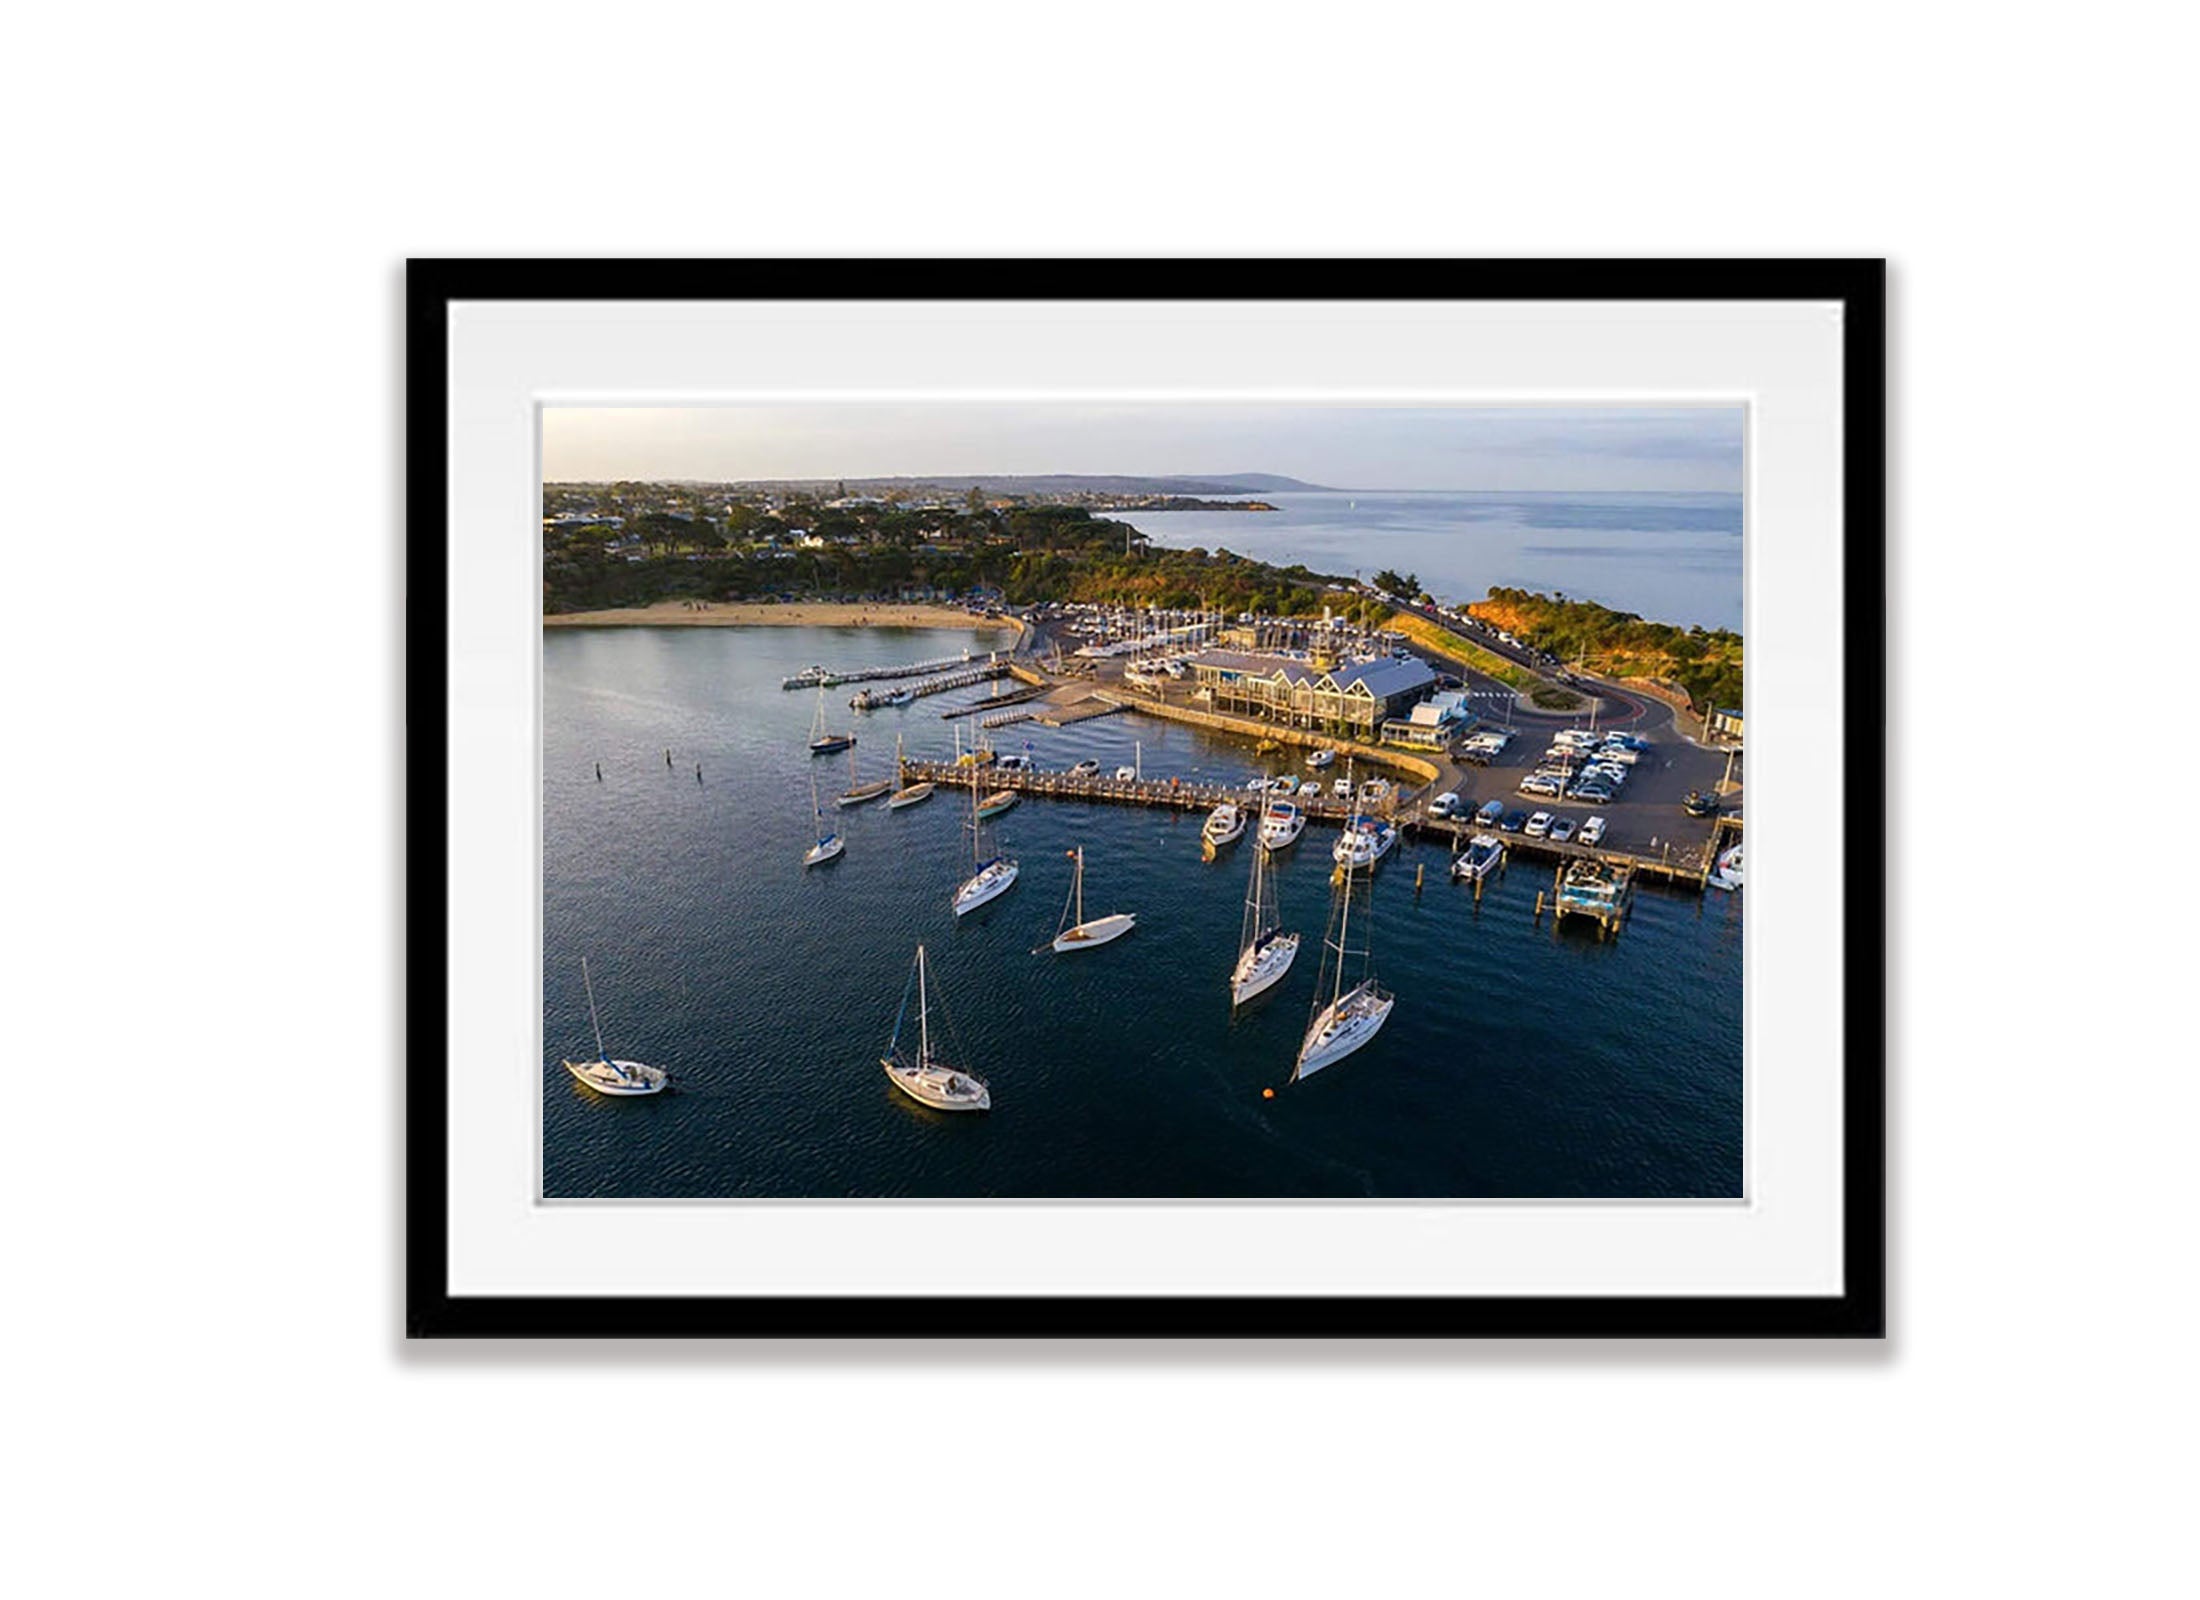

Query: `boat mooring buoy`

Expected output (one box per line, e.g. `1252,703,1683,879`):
1262,1087,1275,1100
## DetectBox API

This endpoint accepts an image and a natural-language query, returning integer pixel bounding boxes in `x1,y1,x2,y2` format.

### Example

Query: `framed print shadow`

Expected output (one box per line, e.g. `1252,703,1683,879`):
407,258,1884,1338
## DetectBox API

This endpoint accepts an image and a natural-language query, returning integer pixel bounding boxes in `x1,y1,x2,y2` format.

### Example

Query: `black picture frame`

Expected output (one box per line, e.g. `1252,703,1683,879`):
407,258,1885,1339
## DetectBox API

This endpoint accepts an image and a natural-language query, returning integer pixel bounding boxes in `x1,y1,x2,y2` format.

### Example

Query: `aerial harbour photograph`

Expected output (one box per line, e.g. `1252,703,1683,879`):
542,402,1745,1199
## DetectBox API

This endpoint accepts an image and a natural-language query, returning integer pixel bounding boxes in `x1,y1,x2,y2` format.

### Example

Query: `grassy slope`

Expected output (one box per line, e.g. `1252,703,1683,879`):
1383,611,1540,691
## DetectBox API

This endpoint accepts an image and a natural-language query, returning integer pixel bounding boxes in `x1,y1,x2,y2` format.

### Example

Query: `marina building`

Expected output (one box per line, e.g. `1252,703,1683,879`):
1188,649,1437,739
1380,689,1474,749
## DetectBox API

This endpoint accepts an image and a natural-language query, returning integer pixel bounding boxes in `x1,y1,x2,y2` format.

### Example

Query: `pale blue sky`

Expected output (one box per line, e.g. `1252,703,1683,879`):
542,402,1745,493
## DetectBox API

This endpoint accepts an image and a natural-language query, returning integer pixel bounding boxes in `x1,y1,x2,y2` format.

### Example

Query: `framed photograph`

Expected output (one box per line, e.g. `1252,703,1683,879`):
408,259,1883,1338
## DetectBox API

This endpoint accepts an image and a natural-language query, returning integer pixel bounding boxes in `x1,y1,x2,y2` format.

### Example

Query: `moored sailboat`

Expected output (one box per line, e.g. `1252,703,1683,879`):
887,732,935,809
836,741,893,806
1232,828,1299,1006
952,763,1018,915
1051,845,1137,952
802,767,844,867
1294,813,1393,1080
561,956,669,1096
881,944,991,1111
808,684,855,755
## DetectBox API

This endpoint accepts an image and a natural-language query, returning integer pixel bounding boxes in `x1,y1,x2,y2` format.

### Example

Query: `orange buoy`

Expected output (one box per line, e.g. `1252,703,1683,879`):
1261,1087,1275,1099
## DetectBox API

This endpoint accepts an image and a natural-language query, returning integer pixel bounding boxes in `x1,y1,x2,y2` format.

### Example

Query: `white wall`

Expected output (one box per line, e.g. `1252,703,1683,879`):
6,5,2184,1596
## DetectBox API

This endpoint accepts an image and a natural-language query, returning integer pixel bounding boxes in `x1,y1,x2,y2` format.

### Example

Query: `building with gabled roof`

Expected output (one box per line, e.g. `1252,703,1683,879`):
1188,649,1436,737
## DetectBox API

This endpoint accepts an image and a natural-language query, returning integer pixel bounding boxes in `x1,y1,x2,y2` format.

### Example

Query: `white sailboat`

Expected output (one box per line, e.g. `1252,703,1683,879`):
802,767,844,866
881,944,990,1111
1231,828,1300,1006
561,956,669,1096
888,732,934,809
837,740,892,806
1294,813,1394,1080
1051,844,1137,951
951,762,1018,914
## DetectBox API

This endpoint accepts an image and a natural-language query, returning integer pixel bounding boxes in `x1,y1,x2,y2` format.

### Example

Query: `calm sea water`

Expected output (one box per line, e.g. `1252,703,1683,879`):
544,626,1742,1199
1110,490,1743,632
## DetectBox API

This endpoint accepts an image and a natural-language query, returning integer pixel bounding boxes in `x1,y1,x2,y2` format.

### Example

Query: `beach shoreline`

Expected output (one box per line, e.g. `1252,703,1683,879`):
544,600,1019,634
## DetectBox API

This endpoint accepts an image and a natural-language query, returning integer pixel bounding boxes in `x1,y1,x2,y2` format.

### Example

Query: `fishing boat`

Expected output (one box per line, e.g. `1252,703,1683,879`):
1708,843,1744,892
1450,832,1505,882
1331,814,1397,869
1294,820,1394,1080
561,956,669,1096
1202,802,1247,848
802,766,845,867
1305,748,1335,770
976,789,1019,820
807,684,855,755
1231,830,1299,1006
952,766,1018,915
836,742,893,806
1051,845,1137,952
881,944,990,1112
1257,799,1306,851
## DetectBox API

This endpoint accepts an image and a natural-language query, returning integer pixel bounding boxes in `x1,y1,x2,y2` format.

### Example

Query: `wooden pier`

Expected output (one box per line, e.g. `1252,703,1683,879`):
785,650,992,691
896,755,1724,895
852,661,1011,709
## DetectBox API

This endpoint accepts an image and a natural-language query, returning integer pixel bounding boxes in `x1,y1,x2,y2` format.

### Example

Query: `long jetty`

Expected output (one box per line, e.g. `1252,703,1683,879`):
784,651,989,690
851,661,1009,709
895,756,1723,891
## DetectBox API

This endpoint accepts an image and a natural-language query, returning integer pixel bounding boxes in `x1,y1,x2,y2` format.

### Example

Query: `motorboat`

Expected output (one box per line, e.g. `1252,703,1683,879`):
1331,814,1397,869
1451,832,1504,882
976,790,1019,819
1708,843,1744,891
1306,748,1336,770
1258,800,1306,851
1202,803,1247,848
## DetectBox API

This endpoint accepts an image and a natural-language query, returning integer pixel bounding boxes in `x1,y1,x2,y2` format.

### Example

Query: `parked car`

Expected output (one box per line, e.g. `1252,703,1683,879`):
1579,815,1608,845
1428,791,1463,819
1499,809,1529,835
1476,799,1505,825
1548,817,1578,843
1524,811,1554,838
1682,790,1719,817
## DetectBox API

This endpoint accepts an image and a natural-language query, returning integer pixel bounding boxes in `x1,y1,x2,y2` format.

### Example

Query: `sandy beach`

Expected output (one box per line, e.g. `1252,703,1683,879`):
544,600,1019,634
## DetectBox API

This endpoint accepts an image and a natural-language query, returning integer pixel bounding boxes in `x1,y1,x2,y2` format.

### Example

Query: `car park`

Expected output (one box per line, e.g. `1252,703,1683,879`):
1548,817,1578,843
1579,816,1607,845
1525,811,1554,838
1499,809,1528,834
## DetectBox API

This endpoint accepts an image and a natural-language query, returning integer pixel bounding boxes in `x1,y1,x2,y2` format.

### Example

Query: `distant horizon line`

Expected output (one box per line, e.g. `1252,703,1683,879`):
544,478,1740,496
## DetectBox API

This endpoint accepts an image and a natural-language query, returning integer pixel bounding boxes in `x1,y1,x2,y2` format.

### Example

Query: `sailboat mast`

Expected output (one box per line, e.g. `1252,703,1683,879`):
1074,845,1084,926
917,945,930,1063
580,955,608,1060
1333,849,1353,1007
